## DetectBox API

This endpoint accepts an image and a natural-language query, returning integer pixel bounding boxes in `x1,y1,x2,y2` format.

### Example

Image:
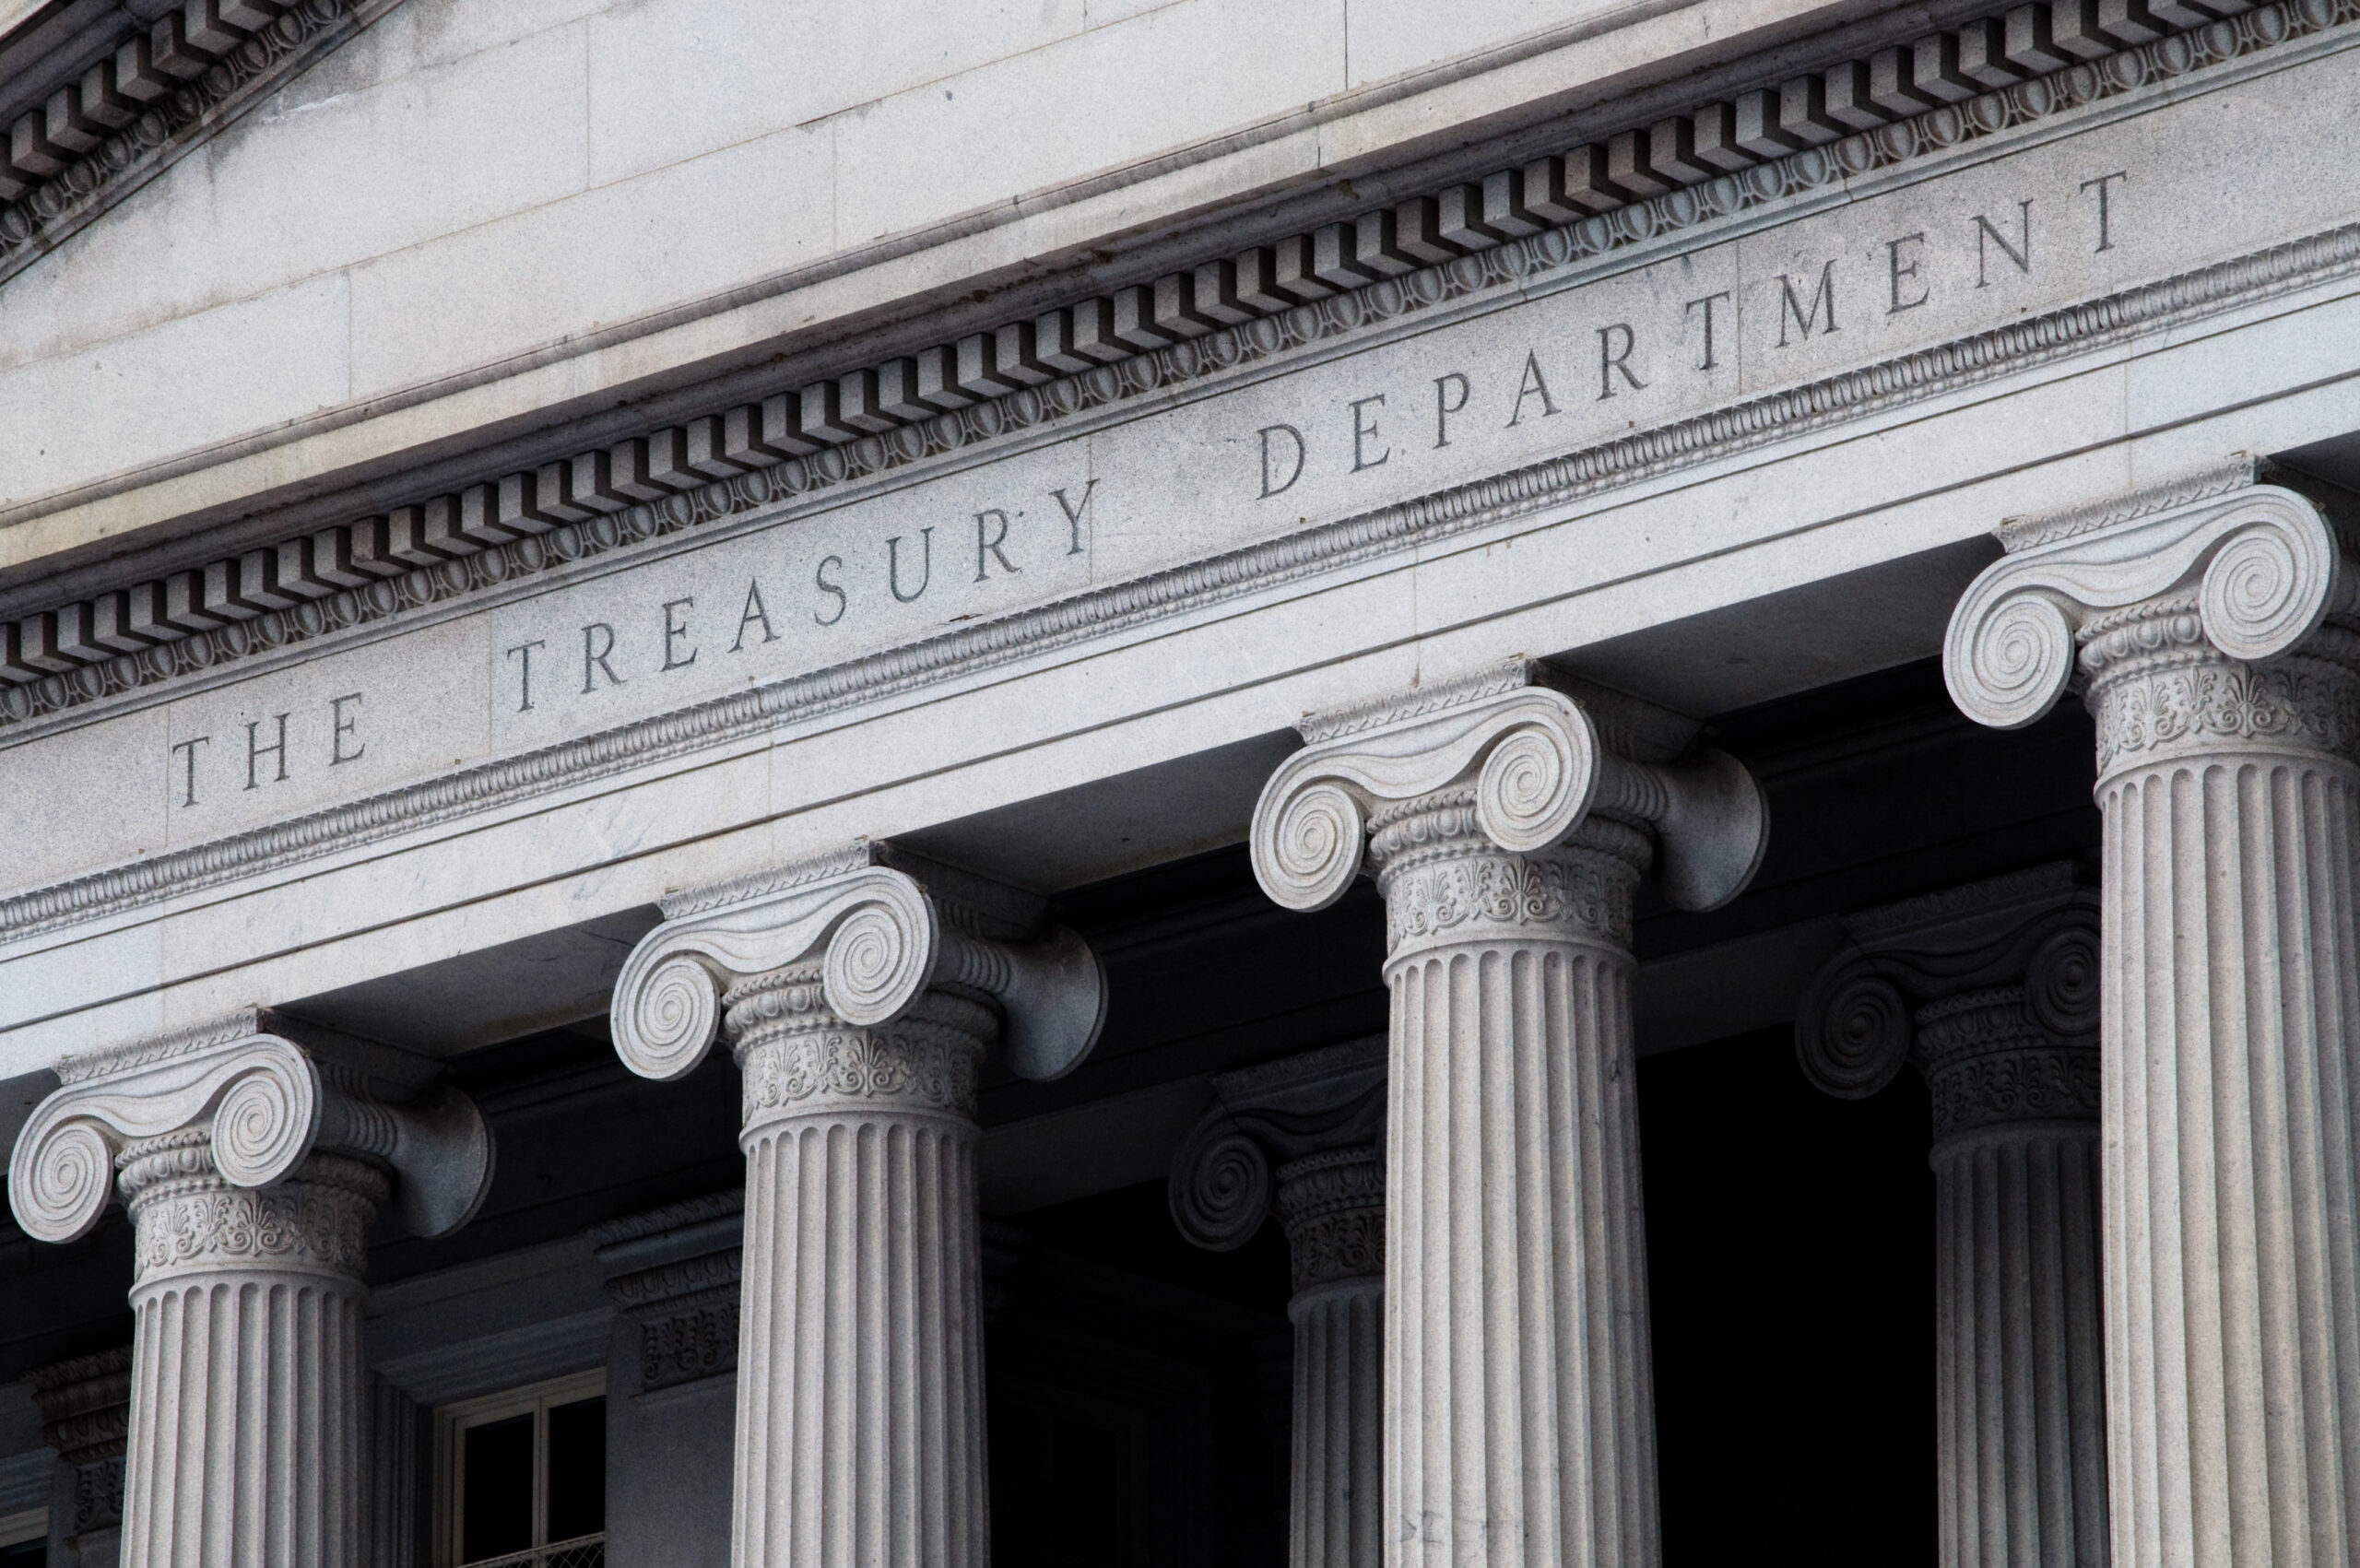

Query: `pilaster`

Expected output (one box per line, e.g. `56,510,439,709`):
1249,663,1769,1568
27,1347,131,1568
1798,865,2107,1568
1172,1038,1387,1568
608,842,1107,1568
5,1009,492,1568
1944,461,2360,1568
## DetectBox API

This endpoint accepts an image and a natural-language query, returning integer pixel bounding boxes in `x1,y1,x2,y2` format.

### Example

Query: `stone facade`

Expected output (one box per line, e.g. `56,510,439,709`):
1,0,2358,1564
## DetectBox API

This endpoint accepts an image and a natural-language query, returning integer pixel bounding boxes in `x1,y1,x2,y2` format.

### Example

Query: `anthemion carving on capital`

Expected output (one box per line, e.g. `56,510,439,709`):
1798,863,2107,1568
4,1007,495,1568
1248,659,1769,1568
1944,458,2360,1568
608,839,1108,1568
1171,1038,1386,1568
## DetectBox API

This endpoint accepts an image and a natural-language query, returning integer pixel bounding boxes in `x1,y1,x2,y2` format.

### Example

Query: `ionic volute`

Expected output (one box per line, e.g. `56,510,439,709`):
6,1008,494,1245
610,841,1107,1084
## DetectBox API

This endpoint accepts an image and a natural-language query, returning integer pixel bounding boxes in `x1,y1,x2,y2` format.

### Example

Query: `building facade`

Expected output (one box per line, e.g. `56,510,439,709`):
1,0,2357,1562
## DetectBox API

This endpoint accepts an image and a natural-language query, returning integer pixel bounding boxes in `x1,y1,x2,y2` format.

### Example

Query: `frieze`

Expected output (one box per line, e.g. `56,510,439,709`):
4,0,2349,736
7,8,2360,935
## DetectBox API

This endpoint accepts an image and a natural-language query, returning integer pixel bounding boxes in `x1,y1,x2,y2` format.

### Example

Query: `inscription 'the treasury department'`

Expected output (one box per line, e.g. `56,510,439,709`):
4,41,2352,894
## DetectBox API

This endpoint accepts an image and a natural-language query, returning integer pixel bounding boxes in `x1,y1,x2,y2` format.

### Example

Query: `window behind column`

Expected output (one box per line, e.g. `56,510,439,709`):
0,1506,43,1567
433,1371,607,1568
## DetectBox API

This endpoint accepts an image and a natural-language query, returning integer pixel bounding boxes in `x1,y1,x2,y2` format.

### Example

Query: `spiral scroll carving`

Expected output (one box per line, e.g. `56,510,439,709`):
1946,590,2077,731
2026,923,2102,1038
616,950,723,1080
8,1118,116,1244
822,899,937,1026
209,1059,320,1189
1474,719,1595,853
1796,968,1912,1099
2200,520,2334,662
1252,780,1366,914
1169,1126,1272,1251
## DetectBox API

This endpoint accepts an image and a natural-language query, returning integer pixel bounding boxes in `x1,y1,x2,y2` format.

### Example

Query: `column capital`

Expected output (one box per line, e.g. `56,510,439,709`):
6,1007,491,1248
1796,863,2100,1136
609,840,1105,1087
1944,457,2360,735
1168,1036,1386,1264
1248,660,1767,918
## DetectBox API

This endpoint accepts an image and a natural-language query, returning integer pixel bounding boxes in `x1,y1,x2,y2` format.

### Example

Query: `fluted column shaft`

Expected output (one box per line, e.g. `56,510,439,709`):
2087,608,2360,1568
1374,794,1659,1568
1919,990,2108,1568
1279,1147,1386,1568
725,961,991,1568
116,1132,383,1568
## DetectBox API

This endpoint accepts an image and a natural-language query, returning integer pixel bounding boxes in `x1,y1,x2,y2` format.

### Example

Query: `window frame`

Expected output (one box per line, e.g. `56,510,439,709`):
431,1368,608,1568
0,1506,45,1551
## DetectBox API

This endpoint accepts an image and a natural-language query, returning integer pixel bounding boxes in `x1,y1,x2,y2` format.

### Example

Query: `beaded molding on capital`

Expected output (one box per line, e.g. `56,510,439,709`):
1251,666,1769,916
6,1008,493,1247
0,0,2349,731
610,841,1106,1088
1945,462,2360,732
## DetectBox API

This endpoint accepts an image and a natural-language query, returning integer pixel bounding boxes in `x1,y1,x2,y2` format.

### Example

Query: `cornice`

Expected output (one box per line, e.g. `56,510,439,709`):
6,211,2358,939
0,0,394,289
1,0,2348,731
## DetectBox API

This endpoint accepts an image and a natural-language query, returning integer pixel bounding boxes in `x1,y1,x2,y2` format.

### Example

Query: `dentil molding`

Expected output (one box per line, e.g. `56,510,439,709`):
1,0,2352,732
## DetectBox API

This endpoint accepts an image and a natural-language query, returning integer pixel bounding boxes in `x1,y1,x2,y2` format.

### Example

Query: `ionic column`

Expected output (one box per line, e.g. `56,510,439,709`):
1945,461,2360,1568
1249,665,1769,1567
5,1010,493,1568
609,843,1107,1568
1170,1039,1387,1568
1798,866,2108,1568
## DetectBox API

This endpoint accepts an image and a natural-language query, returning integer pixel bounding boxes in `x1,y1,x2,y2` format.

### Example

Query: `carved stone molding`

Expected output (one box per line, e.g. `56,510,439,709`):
609,842,1104,1091
13,217,2360,959
0,0,392,292
6,1008,492,1248
1944,462,2360,747
0,0,2346,751
611,848,1103,1568
26,1346,132,1543
26,1347,132,1468
1170,1040,1386,1568
1795,860,2100,1130
1250,661,1768,935
1795,865,2107,1568
1168,1036,1386,1279
592,1191,746,1394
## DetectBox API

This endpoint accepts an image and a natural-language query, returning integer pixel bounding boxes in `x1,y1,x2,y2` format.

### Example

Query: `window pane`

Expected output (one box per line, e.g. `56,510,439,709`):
545,1396,607,1542
460,1411,536,1562
0,1540,43,1567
